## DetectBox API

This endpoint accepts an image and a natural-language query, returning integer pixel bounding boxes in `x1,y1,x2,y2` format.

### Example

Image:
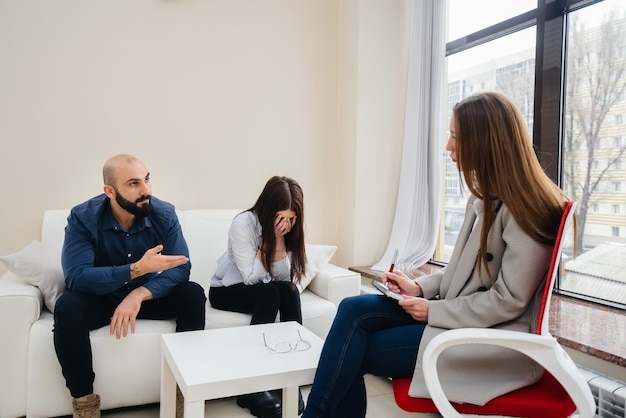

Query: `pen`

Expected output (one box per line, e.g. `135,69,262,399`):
389,249,398,273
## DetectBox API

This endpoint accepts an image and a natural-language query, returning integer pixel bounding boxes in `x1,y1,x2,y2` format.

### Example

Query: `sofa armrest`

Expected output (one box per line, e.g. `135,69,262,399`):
307,263,361,307
0,273,43,418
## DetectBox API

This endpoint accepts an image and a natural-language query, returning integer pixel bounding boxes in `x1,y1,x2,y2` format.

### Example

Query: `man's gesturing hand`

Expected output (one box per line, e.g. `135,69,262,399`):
130,244,189,279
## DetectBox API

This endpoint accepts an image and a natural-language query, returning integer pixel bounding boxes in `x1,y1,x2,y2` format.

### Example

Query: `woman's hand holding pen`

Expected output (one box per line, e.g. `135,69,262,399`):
382,270,422,297
382,270,429,322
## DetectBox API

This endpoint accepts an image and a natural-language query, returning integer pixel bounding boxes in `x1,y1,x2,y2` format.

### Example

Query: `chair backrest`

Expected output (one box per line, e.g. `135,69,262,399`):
536,201,578,336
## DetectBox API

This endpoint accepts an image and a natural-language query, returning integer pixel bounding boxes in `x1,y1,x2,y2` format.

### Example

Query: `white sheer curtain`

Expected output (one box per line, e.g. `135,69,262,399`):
372,0,447,273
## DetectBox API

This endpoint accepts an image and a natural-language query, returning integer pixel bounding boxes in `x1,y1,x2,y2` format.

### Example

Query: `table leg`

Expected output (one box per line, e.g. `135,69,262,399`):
282,386,298,418
184,399,205,417
160,355,176,418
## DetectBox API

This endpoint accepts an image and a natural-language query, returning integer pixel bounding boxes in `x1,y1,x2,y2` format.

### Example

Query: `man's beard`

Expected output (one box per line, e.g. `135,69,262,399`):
114,190,152,217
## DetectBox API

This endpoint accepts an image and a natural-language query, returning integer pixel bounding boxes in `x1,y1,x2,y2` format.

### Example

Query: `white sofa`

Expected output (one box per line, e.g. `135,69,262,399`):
0,209,361,418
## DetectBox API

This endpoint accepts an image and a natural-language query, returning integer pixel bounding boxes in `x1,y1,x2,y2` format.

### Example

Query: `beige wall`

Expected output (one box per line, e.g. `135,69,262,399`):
337,0,410,266
0,0,410,270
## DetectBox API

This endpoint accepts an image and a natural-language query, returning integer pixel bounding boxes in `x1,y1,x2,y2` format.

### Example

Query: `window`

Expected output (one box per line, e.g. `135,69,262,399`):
447,1,535,42
441,0,626,308
442,10,536,255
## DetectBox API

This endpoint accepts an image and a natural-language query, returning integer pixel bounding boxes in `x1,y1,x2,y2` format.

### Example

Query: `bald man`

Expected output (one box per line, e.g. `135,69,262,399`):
53,154,206,418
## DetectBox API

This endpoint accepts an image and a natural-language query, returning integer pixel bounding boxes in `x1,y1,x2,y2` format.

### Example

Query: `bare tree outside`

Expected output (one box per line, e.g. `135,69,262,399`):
495,58,535,130
563,11,626,251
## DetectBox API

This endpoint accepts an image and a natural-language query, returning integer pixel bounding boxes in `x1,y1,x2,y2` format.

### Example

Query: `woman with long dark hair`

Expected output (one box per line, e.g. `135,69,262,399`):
302,92,566,418
210,175,307,417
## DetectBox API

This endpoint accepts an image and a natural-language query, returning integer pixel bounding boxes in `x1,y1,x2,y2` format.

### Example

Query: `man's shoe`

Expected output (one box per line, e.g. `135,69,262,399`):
236,391,282,417
72,393,101,418
298,389,305,415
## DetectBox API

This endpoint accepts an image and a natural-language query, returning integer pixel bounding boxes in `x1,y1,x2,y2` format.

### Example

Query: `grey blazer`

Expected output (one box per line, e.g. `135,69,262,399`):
408,196,553,406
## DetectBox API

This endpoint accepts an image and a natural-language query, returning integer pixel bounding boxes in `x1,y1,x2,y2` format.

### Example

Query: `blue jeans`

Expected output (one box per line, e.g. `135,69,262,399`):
303,294,426,418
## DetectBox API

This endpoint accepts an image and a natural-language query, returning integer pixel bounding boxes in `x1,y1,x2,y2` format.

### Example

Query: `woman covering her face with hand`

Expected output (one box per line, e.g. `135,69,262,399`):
210,175,307,418
302,92,566,418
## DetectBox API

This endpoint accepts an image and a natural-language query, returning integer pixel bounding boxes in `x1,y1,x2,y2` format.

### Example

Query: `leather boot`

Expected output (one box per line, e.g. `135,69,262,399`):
274,388,305,415
176,385,184,418
72,393,101,418
236,391,282,417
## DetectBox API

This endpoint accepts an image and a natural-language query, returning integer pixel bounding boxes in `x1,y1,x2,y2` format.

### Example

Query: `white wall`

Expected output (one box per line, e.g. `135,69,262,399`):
0,0,410,270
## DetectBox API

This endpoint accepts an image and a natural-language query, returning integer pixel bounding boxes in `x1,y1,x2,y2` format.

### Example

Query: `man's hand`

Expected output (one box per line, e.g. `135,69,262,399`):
130,244,189,279
110,287,152,339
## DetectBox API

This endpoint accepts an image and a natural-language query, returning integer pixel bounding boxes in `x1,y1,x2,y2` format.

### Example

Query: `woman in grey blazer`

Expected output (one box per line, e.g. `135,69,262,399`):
302,92,566,418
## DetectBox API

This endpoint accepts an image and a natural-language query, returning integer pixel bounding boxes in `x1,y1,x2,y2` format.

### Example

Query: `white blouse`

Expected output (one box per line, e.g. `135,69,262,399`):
210,210,291,287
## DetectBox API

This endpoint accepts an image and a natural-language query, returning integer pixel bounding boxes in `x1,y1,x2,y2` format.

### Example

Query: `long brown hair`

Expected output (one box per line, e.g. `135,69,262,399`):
453,92,565,281
248,176,307,283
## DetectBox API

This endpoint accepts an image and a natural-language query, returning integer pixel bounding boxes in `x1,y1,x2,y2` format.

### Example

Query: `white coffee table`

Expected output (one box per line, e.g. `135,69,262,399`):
160,321,323,418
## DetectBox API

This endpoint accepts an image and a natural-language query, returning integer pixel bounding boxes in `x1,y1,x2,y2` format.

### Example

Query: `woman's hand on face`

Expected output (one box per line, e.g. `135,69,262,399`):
274,214,295,237
382,270,423,297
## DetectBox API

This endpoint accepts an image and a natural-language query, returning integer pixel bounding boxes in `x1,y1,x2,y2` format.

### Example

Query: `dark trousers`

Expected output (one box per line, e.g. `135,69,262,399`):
302,294,425,418
209,281,302,325
53,281,206,398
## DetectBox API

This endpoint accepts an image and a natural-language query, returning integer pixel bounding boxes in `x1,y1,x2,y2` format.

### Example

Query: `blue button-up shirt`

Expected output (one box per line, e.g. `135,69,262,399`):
61,194,191,301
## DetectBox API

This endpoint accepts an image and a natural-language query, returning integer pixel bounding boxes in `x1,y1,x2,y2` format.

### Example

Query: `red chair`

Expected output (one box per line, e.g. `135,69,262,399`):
392,201,596,418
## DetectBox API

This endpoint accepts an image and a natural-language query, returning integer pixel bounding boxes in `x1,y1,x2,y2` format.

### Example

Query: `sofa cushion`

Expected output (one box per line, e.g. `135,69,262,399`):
177,209,242,289
0,240,65,312
298,244,337,292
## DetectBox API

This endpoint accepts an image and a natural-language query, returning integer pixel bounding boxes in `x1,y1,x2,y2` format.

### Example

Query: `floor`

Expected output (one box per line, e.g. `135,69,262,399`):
100,375,440,417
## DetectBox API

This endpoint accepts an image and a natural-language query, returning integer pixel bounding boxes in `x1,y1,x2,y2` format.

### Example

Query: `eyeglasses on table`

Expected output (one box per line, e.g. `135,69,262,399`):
263,329,311,353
